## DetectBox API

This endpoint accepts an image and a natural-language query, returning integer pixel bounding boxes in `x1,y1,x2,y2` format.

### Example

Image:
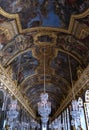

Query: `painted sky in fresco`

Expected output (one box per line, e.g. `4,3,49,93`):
0,0,89,29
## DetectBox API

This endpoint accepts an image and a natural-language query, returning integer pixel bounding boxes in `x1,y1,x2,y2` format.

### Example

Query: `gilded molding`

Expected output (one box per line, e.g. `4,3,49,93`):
0,27,11,40
0,7,22,33
68,8,89,33
0,7,89,34
0,64,36,119
34,32,57,46
79,28,89,39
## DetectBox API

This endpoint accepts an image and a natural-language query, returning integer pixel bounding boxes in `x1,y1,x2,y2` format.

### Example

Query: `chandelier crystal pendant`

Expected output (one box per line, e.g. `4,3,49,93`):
38,48,51,123
38,93,51,117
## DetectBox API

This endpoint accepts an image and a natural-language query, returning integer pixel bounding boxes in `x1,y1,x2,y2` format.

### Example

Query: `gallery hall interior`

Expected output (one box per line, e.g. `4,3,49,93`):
0,0,89,130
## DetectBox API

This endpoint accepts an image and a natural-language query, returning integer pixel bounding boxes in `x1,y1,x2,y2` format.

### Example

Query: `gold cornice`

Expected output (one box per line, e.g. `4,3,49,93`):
22,27,69,34
0,64,36,119
52,64,89,120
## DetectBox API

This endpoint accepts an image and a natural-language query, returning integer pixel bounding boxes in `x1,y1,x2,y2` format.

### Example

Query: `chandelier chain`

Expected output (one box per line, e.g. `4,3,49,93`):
68,55,75,100
44,48,46,93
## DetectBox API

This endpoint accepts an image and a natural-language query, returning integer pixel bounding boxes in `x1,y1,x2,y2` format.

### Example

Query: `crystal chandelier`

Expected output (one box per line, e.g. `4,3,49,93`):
38,93,51,117
68,55,81,129
7,100,19,121
38,48,51,123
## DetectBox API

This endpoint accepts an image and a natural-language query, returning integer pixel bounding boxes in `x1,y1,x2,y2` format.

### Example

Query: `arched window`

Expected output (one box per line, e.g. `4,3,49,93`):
84,90,89,130
78,97,86,130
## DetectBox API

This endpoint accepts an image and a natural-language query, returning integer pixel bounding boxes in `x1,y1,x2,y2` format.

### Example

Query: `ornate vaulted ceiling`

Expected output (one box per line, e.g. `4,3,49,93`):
0,0,89,120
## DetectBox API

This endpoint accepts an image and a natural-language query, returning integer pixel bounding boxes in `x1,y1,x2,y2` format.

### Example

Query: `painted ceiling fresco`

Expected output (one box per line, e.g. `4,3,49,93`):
0,2,89,119
0,30,89,116
11,51,39,84
0,0,89,29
